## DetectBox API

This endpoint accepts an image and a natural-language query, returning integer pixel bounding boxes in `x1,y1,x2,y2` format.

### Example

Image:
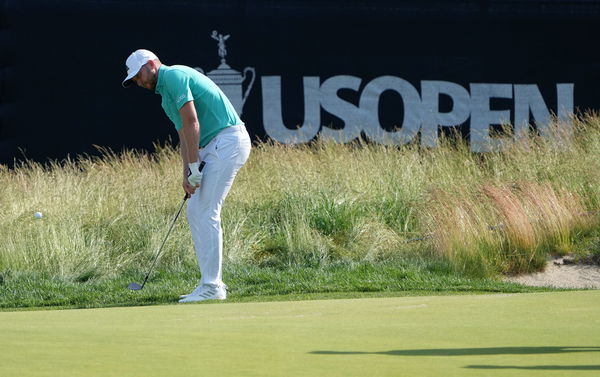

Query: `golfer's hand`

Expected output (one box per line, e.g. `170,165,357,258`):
188,162,203,187
182,178,196,196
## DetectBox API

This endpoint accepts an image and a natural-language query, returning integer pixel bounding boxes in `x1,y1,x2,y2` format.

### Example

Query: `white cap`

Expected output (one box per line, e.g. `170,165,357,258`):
122,49,159,88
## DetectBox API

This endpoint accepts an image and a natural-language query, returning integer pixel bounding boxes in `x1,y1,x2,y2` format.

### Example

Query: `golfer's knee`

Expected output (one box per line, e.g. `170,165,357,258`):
192,211,220,227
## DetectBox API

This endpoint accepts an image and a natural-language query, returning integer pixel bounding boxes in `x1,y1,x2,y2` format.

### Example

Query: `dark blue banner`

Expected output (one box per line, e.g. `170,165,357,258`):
1,1,600,165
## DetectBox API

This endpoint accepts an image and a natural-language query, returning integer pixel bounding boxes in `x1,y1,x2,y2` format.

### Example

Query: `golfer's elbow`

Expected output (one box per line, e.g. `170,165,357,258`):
182,119,199,133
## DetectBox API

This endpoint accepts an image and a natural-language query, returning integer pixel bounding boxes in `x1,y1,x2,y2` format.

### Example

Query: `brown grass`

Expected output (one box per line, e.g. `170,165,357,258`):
427,182,597,276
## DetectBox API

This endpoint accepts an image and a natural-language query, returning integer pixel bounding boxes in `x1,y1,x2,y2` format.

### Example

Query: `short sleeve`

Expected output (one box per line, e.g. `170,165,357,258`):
164,69,194,110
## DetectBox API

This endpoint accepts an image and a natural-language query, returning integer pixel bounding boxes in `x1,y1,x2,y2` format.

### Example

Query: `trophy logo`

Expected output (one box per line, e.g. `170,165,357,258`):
195,30,256,116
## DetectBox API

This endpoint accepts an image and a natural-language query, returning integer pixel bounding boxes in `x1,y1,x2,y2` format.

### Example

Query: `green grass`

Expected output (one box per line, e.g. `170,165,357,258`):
1,291,599,377
1,116,600,309
0,261,550,310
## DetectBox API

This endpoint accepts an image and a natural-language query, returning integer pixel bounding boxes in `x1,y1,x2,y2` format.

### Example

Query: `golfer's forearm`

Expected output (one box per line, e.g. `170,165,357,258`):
180,140,189,175
177,101,201,164
182,121,200,163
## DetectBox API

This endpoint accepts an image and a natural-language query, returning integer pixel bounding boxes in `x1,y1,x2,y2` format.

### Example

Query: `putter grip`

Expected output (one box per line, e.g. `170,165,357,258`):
187,161,206,176
185,161,205,200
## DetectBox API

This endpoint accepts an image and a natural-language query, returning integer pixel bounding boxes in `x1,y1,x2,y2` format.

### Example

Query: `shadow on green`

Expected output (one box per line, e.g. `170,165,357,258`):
312,347,600,372
311,346,600,356
466,365,600,370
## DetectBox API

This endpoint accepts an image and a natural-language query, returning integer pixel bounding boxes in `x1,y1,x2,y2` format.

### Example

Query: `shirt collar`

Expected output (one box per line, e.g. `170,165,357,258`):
155,65,167,95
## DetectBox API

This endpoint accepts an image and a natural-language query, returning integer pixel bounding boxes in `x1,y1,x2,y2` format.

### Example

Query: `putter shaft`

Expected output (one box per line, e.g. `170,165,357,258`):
128,194,189,290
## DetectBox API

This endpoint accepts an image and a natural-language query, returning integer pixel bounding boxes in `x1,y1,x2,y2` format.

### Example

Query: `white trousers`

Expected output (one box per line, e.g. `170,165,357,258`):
187,125,251,287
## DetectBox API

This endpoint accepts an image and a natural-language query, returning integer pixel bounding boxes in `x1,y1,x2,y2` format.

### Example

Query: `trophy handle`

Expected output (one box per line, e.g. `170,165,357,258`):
194,67,205,74
241,67,255,108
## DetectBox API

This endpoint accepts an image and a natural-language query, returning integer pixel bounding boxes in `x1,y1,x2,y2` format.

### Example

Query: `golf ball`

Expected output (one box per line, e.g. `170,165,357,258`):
34,212,43,219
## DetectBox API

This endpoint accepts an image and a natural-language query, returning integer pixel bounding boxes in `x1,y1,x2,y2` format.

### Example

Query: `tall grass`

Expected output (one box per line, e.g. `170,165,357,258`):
1,115,599,281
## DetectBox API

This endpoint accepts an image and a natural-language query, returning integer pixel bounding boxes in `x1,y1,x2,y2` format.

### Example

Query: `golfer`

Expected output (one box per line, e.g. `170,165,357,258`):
122,49,251,303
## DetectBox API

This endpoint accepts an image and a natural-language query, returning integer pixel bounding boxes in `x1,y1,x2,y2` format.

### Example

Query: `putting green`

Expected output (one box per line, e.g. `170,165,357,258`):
1,291,599,377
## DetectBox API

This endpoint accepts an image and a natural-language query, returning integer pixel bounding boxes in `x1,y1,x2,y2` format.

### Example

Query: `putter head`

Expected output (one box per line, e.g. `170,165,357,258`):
127,282,143,290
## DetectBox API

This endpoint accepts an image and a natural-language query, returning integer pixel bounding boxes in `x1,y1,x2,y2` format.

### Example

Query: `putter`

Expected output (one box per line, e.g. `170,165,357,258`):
127,194,188,290
128,162,204,291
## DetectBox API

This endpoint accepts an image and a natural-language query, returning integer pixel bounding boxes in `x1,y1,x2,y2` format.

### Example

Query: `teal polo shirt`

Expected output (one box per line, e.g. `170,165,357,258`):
155,65,243,147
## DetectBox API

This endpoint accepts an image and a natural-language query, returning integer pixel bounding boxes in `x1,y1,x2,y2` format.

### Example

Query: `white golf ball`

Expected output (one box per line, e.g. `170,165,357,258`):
34,212,43,219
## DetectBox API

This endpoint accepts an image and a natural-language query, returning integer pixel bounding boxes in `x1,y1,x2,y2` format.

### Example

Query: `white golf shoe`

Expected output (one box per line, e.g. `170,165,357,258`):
179,284,205,299
178,284,227,303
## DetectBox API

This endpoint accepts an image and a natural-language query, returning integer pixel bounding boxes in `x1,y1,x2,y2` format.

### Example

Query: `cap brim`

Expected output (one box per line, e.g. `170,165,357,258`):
122,78,134,88
121,69,139,88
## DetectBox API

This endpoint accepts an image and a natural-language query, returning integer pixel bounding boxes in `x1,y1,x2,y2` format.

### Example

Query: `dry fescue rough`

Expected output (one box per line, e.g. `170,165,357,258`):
1,115,599,279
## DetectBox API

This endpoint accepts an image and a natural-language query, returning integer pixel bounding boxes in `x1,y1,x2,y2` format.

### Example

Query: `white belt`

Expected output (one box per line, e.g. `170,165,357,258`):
216,124,245,137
